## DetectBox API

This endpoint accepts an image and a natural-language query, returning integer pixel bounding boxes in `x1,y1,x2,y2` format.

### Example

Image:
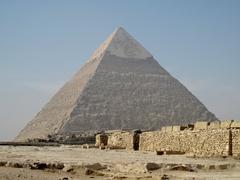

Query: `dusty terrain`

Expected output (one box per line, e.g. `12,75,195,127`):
0,145,240,179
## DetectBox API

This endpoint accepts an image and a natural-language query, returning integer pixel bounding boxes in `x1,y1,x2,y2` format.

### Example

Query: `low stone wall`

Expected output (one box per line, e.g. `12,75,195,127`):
107,131,134,150
232,129,240,157
139,129,230,157
95,120,240,157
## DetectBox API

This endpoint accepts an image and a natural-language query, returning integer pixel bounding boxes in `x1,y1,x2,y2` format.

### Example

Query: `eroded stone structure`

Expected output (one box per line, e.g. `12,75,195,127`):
16,27,217,142
96,130,140,150
97,120,240,157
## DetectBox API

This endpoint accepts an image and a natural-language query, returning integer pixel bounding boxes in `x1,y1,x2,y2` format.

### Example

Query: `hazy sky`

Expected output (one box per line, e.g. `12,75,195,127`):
0,0,240,141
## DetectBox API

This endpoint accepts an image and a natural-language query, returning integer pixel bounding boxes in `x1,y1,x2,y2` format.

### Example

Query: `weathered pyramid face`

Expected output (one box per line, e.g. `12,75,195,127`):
15,27,217,141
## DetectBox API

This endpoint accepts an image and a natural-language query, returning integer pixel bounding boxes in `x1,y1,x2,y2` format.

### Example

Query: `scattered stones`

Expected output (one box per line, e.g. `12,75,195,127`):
217,164,231,170
85,168,95,175
114,163,146,174
161,174,170,180
59,177,69,180
26,161,64,170
48,162,64,170
85,163,107,170
62,164,74,172
30,162,47,170
6,161,23,168
112,174,128,179
196,164,204,169
0,161,7,166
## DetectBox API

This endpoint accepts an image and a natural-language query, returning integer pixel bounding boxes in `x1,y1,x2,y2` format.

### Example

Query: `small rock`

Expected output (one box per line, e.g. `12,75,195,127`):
170,165,194,172
85,168,95,175
85,163,106,170
145,162,160,171
205,165,215,170
56,162,65,169
62,164,74,172
196,164,204,169
113,174,128,179
48,162,64,170
161,174,169,180
30,162,47,170
156,151,164,155
59,177,69,180
217,164,229,170
0,161,7,166
6,161,23,168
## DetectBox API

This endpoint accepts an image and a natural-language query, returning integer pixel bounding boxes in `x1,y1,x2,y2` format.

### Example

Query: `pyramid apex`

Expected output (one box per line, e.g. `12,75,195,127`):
115,26,125,32
90,27,153,60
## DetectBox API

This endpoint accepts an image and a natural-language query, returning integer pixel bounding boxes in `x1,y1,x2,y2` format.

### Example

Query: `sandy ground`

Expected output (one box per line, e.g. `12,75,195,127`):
0,145,240,179
0,166,107,180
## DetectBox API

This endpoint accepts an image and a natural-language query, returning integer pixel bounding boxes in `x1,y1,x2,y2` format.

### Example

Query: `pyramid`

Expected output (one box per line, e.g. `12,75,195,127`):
15,27,217,141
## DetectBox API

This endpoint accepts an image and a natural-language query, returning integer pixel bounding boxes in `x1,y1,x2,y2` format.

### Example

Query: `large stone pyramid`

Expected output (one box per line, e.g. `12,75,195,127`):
16,27,217,141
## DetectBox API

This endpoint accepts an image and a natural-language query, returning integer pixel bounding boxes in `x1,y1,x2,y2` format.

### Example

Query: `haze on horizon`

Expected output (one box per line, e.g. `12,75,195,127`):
0,0,240,141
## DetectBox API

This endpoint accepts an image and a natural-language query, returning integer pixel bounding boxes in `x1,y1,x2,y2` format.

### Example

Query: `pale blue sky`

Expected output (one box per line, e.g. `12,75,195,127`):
0,0,239,140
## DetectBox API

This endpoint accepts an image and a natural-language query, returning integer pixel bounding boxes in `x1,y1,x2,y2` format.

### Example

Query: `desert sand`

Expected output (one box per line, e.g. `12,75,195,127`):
0,145,240,179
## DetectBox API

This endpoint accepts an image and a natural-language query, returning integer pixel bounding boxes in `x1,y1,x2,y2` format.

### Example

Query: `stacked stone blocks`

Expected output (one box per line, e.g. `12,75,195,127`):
96,120,240,157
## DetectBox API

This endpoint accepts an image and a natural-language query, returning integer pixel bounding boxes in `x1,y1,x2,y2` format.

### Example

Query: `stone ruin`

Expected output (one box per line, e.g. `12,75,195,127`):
15,27,217,142
95,120,240,158
96,129,141,150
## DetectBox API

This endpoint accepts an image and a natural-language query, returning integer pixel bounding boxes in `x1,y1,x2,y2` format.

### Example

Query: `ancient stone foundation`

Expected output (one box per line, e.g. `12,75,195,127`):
96,120,240,157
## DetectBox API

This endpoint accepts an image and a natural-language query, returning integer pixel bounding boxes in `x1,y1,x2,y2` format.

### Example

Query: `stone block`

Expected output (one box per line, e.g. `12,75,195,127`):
170,165,194,172
139,129,231,157
156,151,164,155
217,164,230,170
161,127,166,132
231,121,240,129
187,124,194,130
208,121,221,129
221,120,234,129
95,133,108,147
165,126,173,132
165,151,185,155
194,121,209,130
172,126,187,131
107,131,134,150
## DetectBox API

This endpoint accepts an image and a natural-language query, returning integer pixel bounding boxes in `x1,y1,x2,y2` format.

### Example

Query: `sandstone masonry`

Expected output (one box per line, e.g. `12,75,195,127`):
96,120,240,157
